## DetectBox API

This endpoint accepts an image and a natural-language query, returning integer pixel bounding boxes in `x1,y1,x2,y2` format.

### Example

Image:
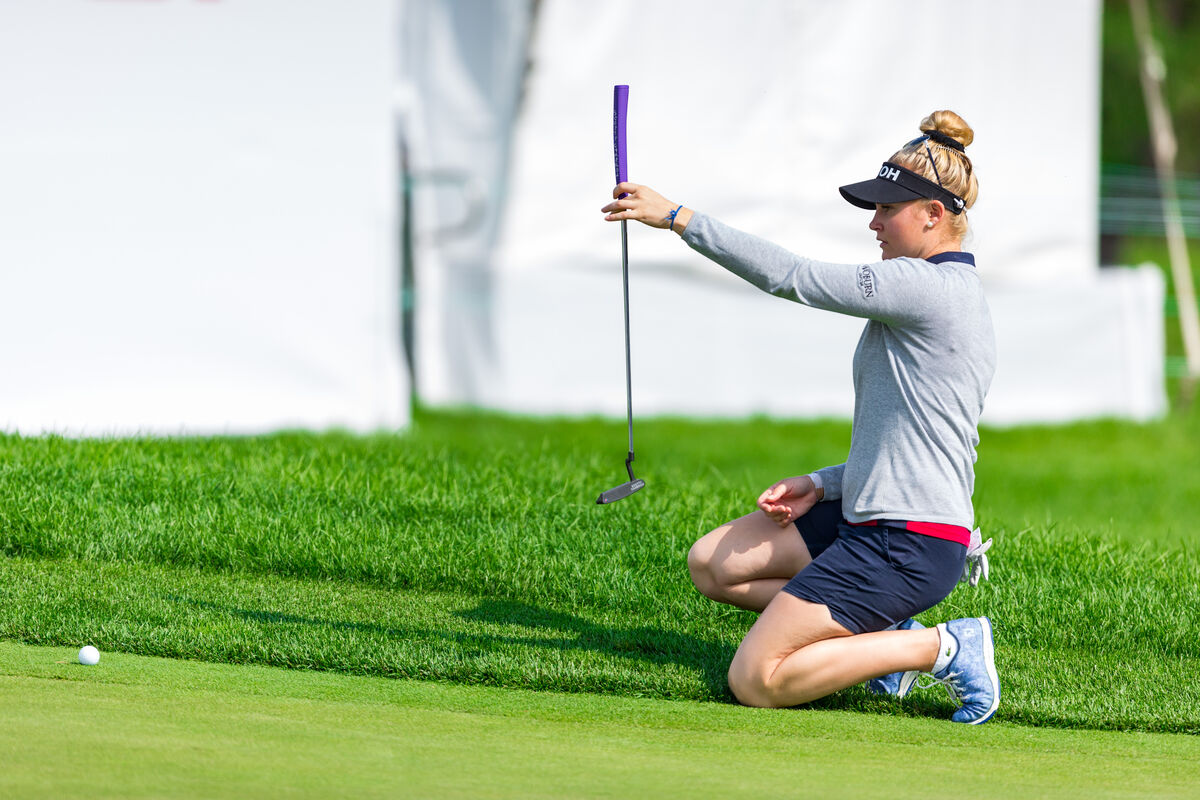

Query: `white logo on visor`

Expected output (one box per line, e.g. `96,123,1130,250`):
879,166,900,181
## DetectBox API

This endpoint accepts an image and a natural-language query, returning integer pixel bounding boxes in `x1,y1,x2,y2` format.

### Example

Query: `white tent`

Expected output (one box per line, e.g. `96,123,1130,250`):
0,0,408,435
0,1,1165,435
410,0,1165,424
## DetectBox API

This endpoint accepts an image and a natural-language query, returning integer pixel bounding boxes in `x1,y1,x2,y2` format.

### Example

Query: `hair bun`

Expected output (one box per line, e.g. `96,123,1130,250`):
919,110,973,149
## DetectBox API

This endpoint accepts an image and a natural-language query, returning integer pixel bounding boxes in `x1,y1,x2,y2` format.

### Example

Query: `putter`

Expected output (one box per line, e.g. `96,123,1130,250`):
597,85,645,505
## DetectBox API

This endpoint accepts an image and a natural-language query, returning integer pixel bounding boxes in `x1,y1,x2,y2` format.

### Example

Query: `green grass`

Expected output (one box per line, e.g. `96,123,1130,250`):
2,409,1200,737
4,641,1199,800
973,415,1200,545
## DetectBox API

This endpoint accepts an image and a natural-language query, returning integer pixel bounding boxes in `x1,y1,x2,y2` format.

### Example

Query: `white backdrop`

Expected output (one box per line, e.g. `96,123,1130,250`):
399,0,533,408
0,0,408,435
0,1,1166,435
413,0,1166,423
501,0,1101,285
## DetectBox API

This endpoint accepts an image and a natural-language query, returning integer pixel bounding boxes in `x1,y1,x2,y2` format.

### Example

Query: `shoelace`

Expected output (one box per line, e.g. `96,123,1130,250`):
912,671,964,703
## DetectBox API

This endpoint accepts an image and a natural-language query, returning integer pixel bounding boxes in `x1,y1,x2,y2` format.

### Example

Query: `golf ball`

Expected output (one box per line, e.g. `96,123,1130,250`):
78,645,100,666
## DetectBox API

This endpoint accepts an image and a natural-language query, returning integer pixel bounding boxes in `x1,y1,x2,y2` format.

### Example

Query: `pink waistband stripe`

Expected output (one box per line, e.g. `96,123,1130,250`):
847,518,971,546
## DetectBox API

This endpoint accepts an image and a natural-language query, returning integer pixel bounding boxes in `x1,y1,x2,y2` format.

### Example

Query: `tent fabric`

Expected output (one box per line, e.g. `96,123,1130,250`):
400,0,535,406
0,0,408,435
0,1,1165,434
416,0,1165,423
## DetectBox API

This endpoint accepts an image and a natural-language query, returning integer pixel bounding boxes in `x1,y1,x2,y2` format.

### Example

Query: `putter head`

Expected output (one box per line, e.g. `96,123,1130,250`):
596,478,645,505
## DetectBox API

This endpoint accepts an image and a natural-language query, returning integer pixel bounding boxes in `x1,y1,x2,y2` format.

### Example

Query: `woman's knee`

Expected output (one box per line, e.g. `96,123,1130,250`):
686,535,721,599
726,654,785,708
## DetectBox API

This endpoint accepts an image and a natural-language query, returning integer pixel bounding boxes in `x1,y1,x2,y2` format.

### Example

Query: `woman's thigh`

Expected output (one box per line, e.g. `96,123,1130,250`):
737,591,851,662
726,591,852,705
688,510,814,586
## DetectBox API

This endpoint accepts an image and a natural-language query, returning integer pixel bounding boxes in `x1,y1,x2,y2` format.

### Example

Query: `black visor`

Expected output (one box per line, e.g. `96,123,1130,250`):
839,162,965,214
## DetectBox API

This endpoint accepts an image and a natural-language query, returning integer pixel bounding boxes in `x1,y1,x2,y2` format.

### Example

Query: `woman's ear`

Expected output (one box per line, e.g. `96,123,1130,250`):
925,200,945,229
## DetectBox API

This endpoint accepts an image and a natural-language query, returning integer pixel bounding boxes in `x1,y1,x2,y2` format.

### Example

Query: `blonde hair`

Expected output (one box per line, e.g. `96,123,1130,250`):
890,110,978,239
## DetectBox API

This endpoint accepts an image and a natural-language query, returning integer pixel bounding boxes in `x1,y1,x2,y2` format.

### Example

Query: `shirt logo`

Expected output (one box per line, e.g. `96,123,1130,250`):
857,264,876,298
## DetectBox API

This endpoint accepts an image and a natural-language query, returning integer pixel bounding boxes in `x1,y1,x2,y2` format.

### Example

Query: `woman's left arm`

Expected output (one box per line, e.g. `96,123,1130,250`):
757,475,822,528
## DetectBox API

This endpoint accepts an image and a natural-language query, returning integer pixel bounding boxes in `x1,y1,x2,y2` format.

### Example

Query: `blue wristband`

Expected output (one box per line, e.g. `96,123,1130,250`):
666,204,683,231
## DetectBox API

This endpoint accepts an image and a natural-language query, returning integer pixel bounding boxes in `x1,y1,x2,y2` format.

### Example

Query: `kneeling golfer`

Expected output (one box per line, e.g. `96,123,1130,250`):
602,110,999,723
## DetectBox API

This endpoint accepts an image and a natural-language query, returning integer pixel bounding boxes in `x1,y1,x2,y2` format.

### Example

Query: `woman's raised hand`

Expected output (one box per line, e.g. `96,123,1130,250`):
601,183,690,231
757,476,821,528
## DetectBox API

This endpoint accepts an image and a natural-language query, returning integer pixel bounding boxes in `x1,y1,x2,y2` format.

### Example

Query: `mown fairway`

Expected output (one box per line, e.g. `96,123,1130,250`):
4,641,1199,800
2,409,1199,796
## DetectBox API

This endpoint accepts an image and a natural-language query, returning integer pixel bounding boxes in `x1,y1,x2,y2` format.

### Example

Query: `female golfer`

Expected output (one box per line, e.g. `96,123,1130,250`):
601,110,999,724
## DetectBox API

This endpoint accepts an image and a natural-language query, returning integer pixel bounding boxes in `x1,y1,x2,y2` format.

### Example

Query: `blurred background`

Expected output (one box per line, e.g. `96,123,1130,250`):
0,0,1195,435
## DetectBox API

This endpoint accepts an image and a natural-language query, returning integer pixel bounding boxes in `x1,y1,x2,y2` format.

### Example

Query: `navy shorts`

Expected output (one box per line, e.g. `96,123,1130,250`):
782,500,967,634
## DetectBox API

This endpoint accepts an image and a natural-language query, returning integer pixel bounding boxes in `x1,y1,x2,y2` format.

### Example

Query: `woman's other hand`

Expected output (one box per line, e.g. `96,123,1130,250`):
757,476,822,528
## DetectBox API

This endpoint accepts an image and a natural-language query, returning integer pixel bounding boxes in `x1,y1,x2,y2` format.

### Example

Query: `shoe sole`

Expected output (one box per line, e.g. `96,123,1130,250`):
963,616,1000,725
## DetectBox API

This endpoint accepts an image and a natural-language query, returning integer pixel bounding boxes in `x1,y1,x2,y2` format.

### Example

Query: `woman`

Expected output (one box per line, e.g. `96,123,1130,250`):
601,111,999,724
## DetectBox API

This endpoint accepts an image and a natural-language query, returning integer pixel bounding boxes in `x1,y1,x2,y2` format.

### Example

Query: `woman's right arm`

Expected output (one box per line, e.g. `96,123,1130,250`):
680,212,931,324
601,182,694,233
603,185,941,328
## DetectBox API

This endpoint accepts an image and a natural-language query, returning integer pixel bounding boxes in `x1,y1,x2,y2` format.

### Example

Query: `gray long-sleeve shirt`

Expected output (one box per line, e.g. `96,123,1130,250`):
681,212,996,528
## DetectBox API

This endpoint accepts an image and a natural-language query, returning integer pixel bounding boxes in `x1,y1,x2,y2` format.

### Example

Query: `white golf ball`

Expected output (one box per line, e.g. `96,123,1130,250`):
78,645,100,666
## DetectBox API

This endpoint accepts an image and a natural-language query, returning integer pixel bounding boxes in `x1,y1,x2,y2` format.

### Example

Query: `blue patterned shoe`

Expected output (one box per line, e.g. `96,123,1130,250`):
865,618,924,697
926,617,1000,724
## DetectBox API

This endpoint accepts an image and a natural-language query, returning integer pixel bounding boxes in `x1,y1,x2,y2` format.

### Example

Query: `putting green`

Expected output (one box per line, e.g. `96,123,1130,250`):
2,641,1198,799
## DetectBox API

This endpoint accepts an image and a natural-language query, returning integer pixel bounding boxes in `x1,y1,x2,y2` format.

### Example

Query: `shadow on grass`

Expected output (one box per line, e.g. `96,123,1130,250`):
163,594,417,637
163,594,736,701
162,594,959,722
454,598,736,699
452,599,964,723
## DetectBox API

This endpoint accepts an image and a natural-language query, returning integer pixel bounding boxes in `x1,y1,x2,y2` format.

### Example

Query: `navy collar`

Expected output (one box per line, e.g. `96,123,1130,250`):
927,251,975,267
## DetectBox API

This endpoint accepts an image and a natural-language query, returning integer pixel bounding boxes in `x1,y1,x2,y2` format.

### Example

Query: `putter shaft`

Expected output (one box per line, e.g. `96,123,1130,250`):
621,220,634,456
596,219,643,505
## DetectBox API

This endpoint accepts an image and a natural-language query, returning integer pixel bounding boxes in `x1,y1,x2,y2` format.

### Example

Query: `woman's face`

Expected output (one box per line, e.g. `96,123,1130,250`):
869,200,931,260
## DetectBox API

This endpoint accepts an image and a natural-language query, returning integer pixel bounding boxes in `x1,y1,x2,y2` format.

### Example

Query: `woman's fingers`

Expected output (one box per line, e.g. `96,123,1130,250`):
600,196,633,213
603,183,640,209
757,476,817,528
757,484,791,519
602,183,675,228
613,181,638,199
761,501,793,522
601,200,635,222
602,204,639,222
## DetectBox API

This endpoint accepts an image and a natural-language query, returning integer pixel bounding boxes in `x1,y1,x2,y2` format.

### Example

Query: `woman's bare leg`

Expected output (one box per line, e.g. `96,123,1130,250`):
727,592,942,708
687,511,813,613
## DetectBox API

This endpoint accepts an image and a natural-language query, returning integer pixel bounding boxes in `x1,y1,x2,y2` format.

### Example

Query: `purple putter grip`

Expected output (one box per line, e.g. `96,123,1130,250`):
613,85,628,188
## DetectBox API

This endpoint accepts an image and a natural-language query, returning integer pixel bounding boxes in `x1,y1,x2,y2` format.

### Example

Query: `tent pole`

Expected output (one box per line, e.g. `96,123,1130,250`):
1129,0,1200,404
